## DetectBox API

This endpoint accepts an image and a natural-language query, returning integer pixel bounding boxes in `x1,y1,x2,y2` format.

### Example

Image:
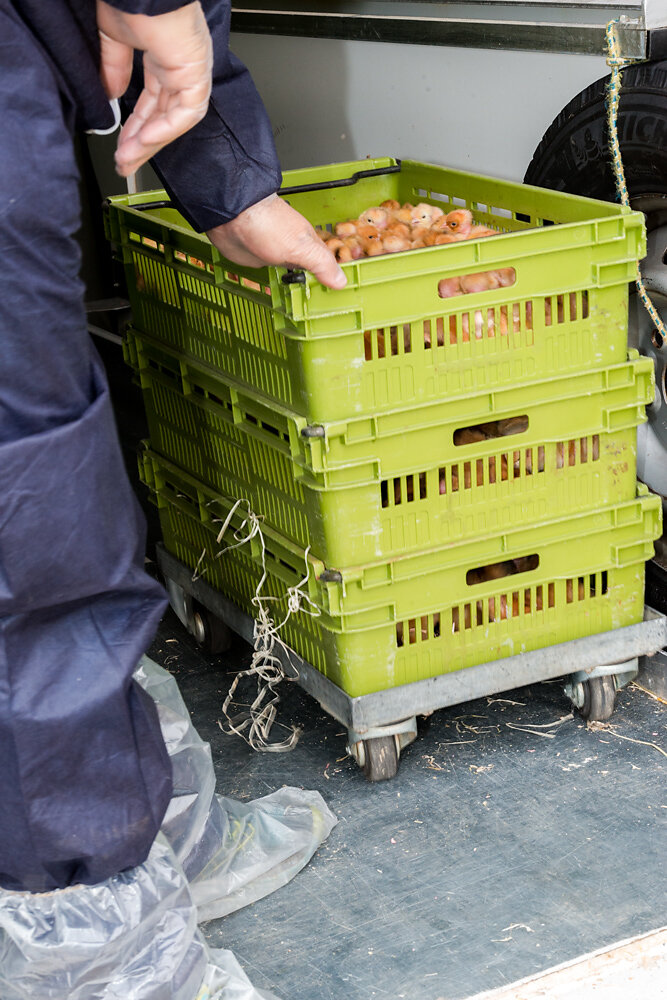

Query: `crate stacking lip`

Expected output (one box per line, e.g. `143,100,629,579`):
105,157,645,423
126,328,654,567
140,448,661,698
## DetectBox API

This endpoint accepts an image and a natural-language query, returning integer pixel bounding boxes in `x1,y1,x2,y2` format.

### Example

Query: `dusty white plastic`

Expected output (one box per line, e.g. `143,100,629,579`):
0,657,336,999
135,656,338,921
0,834,278,1000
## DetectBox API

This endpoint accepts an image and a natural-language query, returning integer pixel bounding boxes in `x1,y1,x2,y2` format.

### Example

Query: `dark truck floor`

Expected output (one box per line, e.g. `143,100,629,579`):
93,329,666,998
148,608,666,1000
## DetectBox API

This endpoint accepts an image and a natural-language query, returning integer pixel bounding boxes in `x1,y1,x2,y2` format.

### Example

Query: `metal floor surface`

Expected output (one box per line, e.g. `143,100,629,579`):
147,608,667,1000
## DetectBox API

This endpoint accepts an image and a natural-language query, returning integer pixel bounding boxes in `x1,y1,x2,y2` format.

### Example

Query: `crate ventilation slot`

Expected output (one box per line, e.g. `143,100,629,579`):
380,433,601,507
147,357,180,387
395,569,609,646
363,289,590,360
190,381,233,415
244,412,290,444
130,232,165,254
131,252,180,307
173,250,212,273
225,271,271,296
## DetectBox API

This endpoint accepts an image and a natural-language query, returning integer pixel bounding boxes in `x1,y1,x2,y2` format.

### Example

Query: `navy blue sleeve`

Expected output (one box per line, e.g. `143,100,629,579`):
122,0,282,231
103,0,191,13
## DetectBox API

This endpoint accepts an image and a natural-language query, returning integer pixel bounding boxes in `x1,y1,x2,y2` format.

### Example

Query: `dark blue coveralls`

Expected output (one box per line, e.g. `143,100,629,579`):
0,0,281,893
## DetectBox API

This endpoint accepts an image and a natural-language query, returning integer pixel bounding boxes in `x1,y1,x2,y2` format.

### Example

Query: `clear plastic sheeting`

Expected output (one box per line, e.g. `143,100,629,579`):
188,786,337,921
135,656,338,922
0,835,277,1000
0,657,336,999
200,950,280,1000
135,656,219,881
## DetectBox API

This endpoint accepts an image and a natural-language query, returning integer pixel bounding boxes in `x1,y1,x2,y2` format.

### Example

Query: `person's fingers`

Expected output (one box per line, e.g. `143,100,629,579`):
98,30,134,100
96,0,213,175
114,104,208,175
126,71,210,146
207,197,348,290
113,57,211,175
286,234,348,289
118,78,158,142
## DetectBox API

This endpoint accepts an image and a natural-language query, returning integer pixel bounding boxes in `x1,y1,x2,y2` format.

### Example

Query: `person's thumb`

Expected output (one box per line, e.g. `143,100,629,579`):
98,30,134,100
294,235,347,290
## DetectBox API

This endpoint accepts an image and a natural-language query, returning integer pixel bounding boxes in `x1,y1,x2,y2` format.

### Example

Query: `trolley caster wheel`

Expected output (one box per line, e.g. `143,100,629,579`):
191,604,232,655
362,736,399,782
578,675,616,722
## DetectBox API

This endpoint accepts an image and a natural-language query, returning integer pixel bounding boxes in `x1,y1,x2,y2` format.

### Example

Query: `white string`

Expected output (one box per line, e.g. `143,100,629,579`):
192,495,320,752
86,98,121,136
191,497,262,582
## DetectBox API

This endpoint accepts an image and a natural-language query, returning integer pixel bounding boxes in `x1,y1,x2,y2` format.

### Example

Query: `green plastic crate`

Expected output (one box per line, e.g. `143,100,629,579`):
140,448,661,697
105,158,645,423
127,328,653,566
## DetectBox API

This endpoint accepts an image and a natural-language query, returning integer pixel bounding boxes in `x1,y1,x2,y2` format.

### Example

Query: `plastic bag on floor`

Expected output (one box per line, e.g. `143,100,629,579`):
0,835,278,1000
200,950,279,1000
134,656,219,880
135,656,337,922
189,785,337,921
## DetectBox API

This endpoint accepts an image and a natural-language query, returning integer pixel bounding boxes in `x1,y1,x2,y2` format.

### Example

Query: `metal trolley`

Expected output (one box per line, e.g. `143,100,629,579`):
157,544,667,780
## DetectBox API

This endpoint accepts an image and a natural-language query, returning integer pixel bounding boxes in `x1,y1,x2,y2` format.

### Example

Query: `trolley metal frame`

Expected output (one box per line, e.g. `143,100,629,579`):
157,543,667,775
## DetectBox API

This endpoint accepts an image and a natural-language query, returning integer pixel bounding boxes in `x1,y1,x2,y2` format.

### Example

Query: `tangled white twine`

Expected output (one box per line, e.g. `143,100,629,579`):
193,496,320,752
606,19,667,340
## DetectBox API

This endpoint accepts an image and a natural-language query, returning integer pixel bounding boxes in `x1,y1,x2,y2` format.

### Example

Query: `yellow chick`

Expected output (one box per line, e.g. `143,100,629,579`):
392,203,414,225
358,207,390,230
357,223,384,256
410,203,444,227
494,267,516,286
460,271,501,294
437,276,463,298
439,209,497,240
382,233,411,254
334,220,358,238
325,237,345,255
384,221,411,240
343,235,364,260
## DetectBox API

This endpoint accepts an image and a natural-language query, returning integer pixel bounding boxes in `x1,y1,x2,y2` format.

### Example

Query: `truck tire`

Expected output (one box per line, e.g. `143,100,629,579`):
523,62,667,506
523,60,667,202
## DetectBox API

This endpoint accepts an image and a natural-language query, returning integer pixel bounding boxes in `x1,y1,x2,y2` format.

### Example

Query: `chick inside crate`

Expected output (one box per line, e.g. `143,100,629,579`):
140,446,661,699
105,158,645,423
125,327,654,567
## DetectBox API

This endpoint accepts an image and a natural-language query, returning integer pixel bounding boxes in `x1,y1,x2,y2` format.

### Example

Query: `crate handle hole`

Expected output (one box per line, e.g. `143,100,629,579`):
454,415,528,446
437,268,516,301
467,554,539,586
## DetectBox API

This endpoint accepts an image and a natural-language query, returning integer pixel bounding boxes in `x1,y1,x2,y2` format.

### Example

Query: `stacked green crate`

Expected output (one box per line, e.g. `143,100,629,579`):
139,448,659,697
125,328,653,566
107,158,662,696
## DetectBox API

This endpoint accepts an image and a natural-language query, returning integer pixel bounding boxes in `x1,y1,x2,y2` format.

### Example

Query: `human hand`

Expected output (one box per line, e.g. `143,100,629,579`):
96,0,213,177
207,195,347,290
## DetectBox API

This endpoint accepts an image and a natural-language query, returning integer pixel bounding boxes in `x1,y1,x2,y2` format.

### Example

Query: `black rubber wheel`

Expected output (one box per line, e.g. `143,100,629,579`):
579,675,617,722
363,736,399,782
524,60,667,201
191,604,233,655
524,63,667,505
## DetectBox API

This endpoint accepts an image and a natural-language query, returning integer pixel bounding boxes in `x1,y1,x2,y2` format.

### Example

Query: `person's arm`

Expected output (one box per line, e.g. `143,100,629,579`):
105,0,345,288
206,194,347,289
97,0,213,177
